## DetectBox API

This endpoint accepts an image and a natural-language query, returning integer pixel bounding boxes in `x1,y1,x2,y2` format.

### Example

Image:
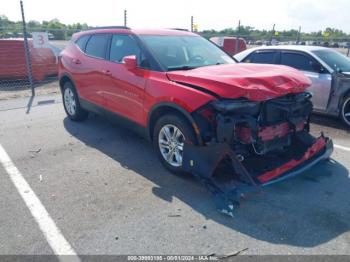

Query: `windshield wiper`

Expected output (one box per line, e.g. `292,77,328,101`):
167,65,198,71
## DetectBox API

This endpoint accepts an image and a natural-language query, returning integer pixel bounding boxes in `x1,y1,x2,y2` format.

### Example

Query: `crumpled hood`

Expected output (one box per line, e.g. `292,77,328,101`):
167,63,312,101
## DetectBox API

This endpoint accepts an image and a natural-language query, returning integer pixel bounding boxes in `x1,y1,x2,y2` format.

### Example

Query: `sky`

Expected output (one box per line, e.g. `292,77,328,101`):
2,0,350,33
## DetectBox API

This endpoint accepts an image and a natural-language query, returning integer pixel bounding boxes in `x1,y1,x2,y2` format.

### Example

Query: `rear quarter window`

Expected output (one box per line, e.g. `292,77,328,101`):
75,35,90,51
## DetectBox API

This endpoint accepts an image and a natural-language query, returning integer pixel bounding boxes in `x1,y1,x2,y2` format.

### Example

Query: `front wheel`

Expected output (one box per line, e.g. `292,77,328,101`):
341,95,350,127
62,82,88,121
153,114,197,175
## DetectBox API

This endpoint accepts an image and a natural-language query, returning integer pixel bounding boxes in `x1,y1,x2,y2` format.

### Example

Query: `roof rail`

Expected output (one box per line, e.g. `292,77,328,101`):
168,28,189,32
86,26,130,30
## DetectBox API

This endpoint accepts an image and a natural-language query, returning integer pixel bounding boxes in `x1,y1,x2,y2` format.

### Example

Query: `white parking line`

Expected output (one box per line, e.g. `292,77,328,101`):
0,144,80,261
334,144,350,152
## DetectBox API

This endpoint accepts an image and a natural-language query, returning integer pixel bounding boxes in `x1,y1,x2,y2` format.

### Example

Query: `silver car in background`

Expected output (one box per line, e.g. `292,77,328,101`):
234,46,350,127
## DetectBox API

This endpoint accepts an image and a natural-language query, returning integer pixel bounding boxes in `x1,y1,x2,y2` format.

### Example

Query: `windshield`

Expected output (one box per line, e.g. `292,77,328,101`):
312,49,350,73
139,35,235,71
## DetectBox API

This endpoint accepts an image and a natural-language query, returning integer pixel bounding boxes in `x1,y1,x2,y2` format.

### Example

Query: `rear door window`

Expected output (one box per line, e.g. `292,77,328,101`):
85,34,109,59
243,51,277,64
280,52,315,72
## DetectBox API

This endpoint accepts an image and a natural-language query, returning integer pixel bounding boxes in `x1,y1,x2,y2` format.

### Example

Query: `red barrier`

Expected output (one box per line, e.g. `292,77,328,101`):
0,39,58,82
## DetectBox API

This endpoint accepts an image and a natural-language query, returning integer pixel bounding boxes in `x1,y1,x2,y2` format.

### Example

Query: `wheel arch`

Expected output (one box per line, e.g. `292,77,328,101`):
331,87,350,117
147,102,203,145
339,89,350,126
340,88,350,116
59,73,76,93
340,88,350,107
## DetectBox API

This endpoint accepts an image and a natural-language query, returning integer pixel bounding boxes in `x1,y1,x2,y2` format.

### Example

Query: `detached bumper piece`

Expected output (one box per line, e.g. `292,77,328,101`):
182,134,333,217
258,136,333,185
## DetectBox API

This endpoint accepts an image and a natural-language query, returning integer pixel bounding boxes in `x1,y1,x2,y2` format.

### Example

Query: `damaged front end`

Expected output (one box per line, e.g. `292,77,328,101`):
183,92,333,216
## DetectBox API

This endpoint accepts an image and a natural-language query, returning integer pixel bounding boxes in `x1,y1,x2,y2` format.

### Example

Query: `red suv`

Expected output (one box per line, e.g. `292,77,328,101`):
59,27,332,187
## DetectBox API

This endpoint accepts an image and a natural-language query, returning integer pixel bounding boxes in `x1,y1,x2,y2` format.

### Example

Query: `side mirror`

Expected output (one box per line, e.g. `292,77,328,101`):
310,61,324,73
123,55,137,70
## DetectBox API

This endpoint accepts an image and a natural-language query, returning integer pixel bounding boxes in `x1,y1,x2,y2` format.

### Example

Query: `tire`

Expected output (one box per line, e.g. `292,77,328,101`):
62,81,88,121
153,114,197,175
340,95,350,128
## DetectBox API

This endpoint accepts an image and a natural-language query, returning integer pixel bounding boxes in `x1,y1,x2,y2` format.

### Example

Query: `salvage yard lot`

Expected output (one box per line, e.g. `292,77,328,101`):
0,92,350,255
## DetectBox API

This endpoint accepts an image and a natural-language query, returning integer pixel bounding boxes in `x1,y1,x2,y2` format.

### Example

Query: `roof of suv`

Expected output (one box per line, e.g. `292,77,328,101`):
72,28,197,41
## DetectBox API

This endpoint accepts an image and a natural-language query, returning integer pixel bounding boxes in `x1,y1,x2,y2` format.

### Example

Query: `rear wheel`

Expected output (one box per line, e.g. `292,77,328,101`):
341,95,350,127
153,114,197,174
62,81,88,121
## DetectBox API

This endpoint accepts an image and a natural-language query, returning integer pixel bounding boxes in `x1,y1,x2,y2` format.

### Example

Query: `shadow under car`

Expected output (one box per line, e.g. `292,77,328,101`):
63,114,350,248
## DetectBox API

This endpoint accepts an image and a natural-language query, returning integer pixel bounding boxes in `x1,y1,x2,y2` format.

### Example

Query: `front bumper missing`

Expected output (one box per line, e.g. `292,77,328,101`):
182,135,333,217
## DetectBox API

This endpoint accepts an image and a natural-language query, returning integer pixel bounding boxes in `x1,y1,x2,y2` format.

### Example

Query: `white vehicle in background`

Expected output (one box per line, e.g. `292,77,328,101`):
235,45,350,127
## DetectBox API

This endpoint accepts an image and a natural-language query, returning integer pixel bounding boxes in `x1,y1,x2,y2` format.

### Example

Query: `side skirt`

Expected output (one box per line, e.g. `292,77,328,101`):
79,98,148,140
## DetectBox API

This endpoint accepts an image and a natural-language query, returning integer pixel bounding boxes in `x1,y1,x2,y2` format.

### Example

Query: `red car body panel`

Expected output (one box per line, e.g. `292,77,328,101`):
61,29,312,118
166,63,312,101
100,61,147,125
59,41,215,127
143,71,216,125
59,29,312,128
60,46,106,106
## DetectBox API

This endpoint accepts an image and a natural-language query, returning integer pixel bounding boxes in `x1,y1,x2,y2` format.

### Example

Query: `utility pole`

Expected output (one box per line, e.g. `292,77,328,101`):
296,26,301,44
270,24,275,44
124,9,127,27
235,20,241,54
20,0,34,96
191,16,194,32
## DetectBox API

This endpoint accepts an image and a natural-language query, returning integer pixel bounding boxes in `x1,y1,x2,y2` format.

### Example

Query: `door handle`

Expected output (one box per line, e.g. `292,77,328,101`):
102,70,112,76
72,58,81,64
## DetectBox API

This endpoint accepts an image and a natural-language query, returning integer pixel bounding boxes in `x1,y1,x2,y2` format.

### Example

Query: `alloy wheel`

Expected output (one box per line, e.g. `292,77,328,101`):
158,124,185,167
64,88,77,116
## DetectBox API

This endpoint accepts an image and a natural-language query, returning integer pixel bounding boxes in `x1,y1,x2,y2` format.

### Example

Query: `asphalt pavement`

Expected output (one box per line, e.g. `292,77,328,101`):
0,93,350,256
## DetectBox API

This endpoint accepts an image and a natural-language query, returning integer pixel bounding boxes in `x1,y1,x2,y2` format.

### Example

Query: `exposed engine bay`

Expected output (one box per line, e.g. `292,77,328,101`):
183,92,333,216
